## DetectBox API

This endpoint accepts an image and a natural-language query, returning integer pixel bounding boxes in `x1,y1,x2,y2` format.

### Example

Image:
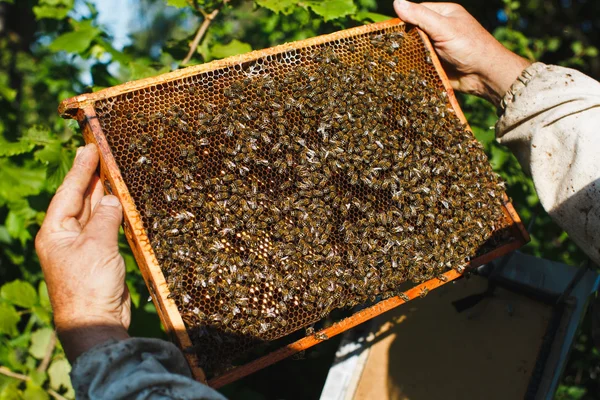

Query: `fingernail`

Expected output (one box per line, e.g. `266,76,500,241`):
75,146,84,158
100,195,121,207
395,0,410,10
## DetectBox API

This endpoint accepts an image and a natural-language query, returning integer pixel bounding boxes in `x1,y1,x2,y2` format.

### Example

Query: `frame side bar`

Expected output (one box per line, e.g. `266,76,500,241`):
77,106,206,383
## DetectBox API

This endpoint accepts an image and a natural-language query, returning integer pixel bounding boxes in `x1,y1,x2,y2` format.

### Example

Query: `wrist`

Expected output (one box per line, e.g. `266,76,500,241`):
56,321,129,363
478,50,532,106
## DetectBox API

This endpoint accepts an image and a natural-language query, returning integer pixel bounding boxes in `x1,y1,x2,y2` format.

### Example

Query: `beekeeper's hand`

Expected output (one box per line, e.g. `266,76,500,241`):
36,143,130,362
393,0,531,106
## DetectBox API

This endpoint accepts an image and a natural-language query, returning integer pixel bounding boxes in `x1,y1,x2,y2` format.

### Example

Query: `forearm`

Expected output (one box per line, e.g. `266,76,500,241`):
496,63,600,265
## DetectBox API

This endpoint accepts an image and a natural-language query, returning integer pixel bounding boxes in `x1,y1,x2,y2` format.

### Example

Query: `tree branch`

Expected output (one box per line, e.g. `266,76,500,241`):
37,330,57,373
181,0,230,66
0,366,28,381
0,365,68,400
47,389,68,400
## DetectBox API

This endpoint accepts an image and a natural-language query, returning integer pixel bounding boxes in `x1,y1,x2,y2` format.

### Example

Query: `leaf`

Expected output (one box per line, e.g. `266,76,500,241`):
38,282,51,309
0,85,16,102
29,328,54,360
585,46,598,57
0,160,46,202
354,11,391,22
0,303,20,336
2,249,24,266
166,0,188,7
302,0,357,21
29,371,48,387
4,201,38,247
33,0,74,20
546,37,561,52
255,0,297,14
49,21,101,54
571,41,583,55
23,382,49,400
48,359,74,398
0,383,21,400
0,139,34,156
32,306,52,325
127,62,170,81
126,280,141,309
210,40,253,59
0,125,51,156
1,280,38,308
0,226,11,245
34,142,73,191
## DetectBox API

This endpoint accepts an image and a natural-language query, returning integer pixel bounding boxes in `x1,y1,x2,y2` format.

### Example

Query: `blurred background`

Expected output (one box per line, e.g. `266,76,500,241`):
0,0,598,398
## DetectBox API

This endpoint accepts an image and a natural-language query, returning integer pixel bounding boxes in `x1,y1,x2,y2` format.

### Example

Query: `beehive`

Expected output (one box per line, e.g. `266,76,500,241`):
59,19,529,386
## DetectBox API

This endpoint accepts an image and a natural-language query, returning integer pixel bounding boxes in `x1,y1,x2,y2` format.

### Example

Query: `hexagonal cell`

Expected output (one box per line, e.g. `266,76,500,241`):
89,24,511,377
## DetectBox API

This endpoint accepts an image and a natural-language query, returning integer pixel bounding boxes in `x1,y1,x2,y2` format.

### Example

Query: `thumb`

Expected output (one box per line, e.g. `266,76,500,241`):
393,0,447,40
81,195,123,246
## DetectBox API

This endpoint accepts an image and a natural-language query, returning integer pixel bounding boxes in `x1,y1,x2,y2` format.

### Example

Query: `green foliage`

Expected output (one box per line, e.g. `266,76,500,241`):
210,39,253,59
0,280,72,398
0,0,597,398
33,0,74,20
49,20,101,53
256,0,357,20
1,281,37,309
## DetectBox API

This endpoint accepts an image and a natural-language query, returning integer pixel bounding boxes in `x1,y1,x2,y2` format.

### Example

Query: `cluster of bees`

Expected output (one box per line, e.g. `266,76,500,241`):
96,26,507,375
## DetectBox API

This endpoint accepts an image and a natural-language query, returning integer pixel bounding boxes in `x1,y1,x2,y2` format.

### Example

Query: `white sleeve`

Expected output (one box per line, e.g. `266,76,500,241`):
496,62,600,265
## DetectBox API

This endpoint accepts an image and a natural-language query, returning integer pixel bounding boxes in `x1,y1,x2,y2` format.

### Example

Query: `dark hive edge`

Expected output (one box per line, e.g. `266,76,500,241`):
60,19,529,387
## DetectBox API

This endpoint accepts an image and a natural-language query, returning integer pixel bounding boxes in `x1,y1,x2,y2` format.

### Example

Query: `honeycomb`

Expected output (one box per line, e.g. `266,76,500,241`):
91,24,508,376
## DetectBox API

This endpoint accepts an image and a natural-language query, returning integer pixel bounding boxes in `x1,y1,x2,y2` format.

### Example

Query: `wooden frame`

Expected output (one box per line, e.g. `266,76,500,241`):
60,19,530,388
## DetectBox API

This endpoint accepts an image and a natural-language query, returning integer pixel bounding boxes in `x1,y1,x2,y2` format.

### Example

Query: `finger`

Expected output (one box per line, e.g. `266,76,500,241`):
90,174,105,213
78,173,103,226
45,144,100,231
393,0,451,41
80,195,123,247
419,2,462,17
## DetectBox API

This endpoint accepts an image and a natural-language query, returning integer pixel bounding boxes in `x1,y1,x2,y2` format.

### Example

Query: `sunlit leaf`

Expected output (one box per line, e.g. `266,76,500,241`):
23,382,49,400
166,0,188,7
210,39,252,58
48,359,74,398
4,203,37,246
0,139,34,157
210,40,252,59
0,85,16,102
0,160,46,202
1,280,38,308
38,282,51,309
354,11,391,22
255,0,297,14
33,0,74,20
49,21,101,54
302,0,357,21
34,141,73,191
0,303,20,336
29,328,54,360
0,383,21,400
29,371,48,387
